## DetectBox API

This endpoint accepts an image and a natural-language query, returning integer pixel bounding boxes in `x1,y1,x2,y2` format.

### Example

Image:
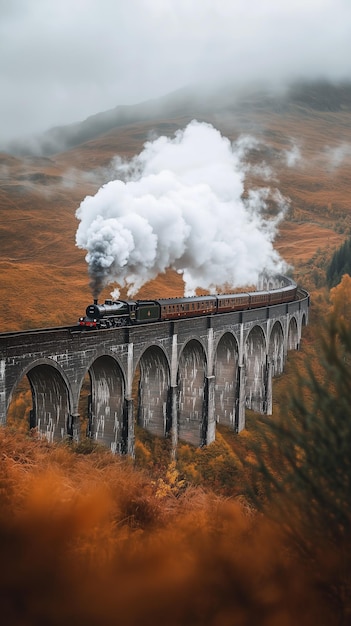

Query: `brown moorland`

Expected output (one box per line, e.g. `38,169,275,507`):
1,82,351,625
1,82,350,330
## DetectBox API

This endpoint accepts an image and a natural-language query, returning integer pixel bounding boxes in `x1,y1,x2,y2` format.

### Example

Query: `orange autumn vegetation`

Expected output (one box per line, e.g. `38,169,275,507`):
0,427,343,626
2,310,351,625
329,273,351,324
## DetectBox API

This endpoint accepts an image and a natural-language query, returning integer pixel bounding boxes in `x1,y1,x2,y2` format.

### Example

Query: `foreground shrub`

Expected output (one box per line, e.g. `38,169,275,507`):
248,319,351,622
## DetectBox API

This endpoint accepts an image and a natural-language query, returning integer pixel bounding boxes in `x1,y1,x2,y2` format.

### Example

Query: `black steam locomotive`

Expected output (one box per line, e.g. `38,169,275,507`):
78,280,297,329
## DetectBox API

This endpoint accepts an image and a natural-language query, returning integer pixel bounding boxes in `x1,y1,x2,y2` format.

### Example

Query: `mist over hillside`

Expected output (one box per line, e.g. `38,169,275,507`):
4,80,351,157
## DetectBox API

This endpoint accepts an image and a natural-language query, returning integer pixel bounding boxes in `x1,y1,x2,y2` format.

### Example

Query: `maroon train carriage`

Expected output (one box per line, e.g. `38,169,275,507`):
246,290,271,309
157,295,217,321
269,283,297,305
216,293,251,313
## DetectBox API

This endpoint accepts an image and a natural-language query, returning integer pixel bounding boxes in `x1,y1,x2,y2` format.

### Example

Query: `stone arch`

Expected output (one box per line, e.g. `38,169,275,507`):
245,325,267,413
177,339,207,446
88,355,126,454
214,332,239,427
133,340,171,374
268,321,284,376
8,358,72,442
177,334,208,370
134,345,171,438
288,316,299,350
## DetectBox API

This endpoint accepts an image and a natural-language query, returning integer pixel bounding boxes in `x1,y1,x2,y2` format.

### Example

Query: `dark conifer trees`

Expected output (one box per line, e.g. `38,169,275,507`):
326,237,351,287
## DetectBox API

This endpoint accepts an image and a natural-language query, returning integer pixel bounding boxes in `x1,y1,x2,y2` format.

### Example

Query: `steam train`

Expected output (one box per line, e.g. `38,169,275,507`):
78,279,298,329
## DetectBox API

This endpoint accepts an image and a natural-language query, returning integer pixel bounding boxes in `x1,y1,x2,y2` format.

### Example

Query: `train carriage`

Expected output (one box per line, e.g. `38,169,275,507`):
270,284,297,304
157,295,217,321
216,293,250,313
247,290,270,309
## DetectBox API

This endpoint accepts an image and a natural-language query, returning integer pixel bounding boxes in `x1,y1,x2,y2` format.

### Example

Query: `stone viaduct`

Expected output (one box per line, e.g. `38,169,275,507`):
0,280,309,455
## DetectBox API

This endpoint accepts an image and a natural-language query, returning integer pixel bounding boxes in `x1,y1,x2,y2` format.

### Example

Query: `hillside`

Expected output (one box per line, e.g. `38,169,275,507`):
1,81,351,625
0,80,350,331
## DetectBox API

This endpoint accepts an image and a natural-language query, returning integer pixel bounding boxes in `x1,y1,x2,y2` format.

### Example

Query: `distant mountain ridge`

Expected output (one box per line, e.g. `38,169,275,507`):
4,79,351,157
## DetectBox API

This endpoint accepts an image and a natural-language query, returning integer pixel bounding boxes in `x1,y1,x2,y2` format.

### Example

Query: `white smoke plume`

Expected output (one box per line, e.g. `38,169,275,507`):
75,120,289,299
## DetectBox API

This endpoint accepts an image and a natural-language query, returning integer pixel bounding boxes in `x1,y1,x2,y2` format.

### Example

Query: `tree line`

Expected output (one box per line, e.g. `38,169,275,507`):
326,236,351,287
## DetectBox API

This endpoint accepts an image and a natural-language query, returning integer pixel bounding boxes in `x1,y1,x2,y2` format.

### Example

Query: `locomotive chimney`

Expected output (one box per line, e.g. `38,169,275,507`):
94,299,98,305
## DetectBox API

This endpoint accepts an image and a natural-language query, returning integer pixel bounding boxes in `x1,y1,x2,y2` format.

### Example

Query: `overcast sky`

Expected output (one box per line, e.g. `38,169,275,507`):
1,0,351,143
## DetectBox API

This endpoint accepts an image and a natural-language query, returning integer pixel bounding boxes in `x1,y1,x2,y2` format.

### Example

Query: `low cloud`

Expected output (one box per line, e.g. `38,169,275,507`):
284,142,302,168
325,142,351,169
1,1,351,143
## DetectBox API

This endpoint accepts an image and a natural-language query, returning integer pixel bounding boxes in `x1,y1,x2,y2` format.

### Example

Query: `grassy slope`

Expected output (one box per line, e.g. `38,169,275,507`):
0,95,350,331
1,90,351,624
